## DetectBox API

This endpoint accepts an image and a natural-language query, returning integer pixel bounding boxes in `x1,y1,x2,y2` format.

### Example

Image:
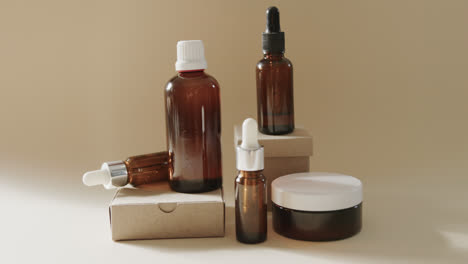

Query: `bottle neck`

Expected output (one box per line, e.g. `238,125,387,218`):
105,160,129,188
178,69,205,77
238,170,264,178
263,52,284,60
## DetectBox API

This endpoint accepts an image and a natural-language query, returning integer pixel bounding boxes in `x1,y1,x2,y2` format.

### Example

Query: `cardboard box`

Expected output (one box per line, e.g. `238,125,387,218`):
109,182,225,241
234,126,313,209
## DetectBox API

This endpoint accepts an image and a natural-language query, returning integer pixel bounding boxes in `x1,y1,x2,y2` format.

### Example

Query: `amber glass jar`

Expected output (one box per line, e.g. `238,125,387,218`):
273,203,362,241
272,172,363,241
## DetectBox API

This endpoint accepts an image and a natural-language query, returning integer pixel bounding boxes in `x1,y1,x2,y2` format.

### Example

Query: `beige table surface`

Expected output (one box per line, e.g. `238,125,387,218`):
2,166,467,264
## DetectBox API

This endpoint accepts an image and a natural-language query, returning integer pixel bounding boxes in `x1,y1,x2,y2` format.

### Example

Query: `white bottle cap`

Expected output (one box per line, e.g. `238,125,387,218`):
272,172,363,212
82,161,128,189
236,118,264,171
175,40,208,72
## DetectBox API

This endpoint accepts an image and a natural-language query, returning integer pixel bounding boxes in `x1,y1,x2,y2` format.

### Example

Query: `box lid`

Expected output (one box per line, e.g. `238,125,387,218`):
234,125,313,157
111,182,224,206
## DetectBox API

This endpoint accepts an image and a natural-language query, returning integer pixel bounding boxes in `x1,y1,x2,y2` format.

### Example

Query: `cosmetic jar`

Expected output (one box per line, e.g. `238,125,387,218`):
272,172,363,241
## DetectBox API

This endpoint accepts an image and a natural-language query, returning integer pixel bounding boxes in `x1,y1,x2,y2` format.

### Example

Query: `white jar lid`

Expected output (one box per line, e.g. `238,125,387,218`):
271,172,363,212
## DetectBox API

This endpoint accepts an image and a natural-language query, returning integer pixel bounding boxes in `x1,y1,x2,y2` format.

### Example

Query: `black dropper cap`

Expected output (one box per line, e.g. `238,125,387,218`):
262,6,285,54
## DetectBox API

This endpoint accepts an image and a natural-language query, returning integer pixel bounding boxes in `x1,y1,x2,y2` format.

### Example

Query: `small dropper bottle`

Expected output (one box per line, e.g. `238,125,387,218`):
257,6,294,135
235,118,267,244
82,151,169,189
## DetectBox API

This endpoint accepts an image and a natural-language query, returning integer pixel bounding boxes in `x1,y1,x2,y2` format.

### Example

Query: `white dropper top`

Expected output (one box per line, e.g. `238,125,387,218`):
241,118,261,149
236,118,264,171
83,169,111,187
82,161,129,189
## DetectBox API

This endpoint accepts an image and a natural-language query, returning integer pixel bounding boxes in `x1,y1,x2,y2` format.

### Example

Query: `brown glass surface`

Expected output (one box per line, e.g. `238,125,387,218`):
272,202,362,241
256,53,294,135
165,70,222,193
125,151,169,186
235,170,267,244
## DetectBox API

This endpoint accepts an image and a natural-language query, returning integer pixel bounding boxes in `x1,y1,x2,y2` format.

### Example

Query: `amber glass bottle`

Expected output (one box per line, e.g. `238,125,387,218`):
125,152,169,186
257,6,294,135
235,170,267,244
235,118,267,244
165,40,222,193
82,151,169,189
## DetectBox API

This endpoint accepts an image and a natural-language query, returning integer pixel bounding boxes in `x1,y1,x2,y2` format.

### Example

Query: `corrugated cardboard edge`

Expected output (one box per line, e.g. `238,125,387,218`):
109,190,120,234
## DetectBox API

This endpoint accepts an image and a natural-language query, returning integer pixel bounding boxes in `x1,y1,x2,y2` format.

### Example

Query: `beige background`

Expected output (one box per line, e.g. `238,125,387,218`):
1,0,467,263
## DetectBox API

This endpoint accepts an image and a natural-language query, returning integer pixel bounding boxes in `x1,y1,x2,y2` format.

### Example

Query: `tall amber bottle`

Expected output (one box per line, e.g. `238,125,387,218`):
235,118,267,244
165,40,222,193
82,151,169,189
256,6,294,135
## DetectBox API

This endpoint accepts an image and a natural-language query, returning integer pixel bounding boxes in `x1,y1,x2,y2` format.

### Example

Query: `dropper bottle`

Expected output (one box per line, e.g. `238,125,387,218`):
82,151,169,189
256,6,294,135
235,118,267,244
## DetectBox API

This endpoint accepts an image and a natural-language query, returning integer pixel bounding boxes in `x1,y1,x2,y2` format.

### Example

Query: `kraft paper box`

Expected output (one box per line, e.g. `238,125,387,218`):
234,125,313,209
110,182,225,241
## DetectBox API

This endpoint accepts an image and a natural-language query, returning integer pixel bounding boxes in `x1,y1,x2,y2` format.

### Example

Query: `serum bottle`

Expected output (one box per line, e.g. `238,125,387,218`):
82,152,169,189
235,118,267,244
165,40,222,193
256,6,294,135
